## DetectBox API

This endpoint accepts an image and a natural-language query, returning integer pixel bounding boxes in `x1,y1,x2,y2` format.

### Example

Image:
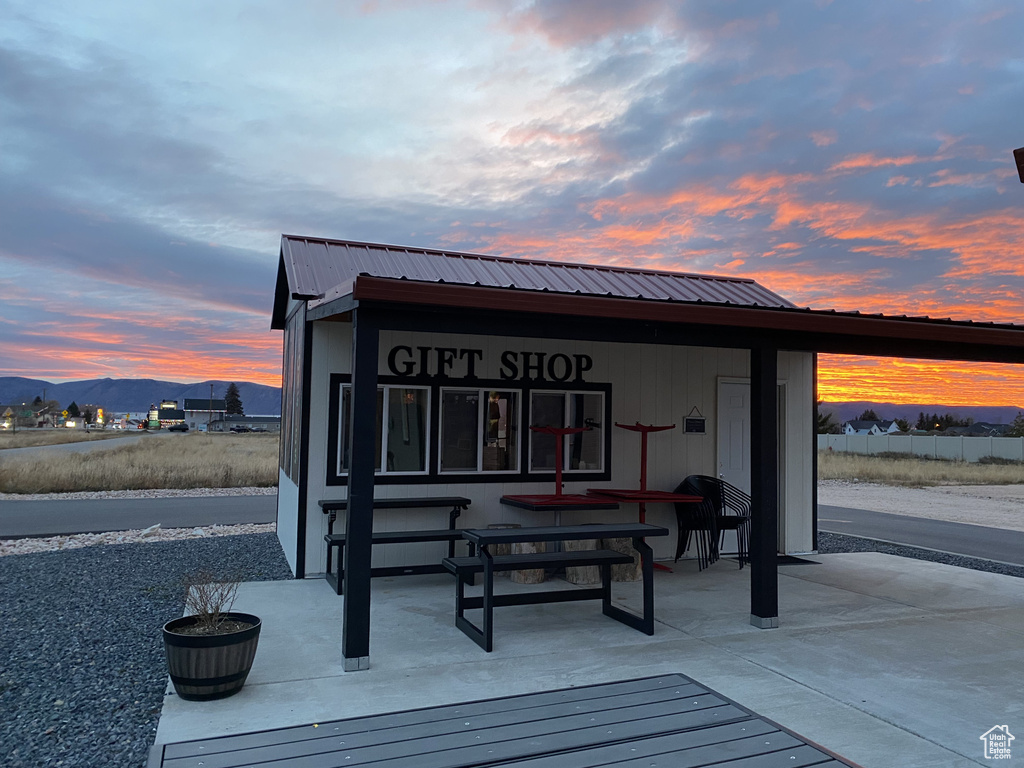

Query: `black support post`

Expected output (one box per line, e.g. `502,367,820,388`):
342,307,380,670
750,346,780,628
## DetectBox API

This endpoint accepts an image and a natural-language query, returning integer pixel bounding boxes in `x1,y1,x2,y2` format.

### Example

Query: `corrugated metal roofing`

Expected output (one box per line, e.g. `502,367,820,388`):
279,235,795,310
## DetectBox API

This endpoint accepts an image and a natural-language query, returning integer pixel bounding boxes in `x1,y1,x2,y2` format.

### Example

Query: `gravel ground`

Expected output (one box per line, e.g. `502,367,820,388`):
817,530,1024,578
0,533,292,768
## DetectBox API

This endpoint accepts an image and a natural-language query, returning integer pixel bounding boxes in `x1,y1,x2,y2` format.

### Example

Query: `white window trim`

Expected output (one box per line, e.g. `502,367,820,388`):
338,383,431,477
439,386,521,474
528,390,605,474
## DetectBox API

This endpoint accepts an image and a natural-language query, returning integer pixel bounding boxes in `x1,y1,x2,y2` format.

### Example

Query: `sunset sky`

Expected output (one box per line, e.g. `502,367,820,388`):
3,1,1024,406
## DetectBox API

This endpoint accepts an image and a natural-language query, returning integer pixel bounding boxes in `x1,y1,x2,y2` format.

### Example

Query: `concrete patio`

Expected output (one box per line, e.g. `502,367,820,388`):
154,552,1023,767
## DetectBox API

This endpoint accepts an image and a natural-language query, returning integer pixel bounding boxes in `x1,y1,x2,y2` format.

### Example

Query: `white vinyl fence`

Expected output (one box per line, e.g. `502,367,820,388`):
817,434,1024,463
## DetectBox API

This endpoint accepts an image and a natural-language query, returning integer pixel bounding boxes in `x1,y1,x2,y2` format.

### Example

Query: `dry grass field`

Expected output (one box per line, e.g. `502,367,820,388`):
0,433,279,493
818,449,1024,486
0,429,132,450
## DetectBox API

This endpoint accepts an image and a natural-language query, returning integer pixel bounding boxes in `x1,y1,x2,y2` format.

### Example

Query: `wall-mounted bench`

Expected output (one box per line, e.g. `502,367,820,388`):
443,522,668,652
318,496,472,595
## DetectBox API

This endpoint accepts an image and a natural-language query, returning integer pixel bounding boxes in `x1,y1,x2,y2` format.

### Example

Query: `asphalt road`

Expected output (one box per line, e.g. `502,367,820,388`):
0,494,277,538
819,503,1024,566
0,430,168,458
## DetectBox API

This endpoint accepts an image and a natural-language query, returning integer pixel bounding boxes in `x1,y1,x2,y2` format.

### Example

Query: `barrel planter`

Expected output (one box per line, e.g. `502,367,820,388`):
162,612,261,701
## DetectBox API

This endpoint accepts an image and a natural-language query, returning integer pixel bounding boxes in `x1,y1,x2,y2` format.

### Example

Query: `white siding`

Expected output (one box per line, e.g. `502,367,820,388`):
277,469,299,575
297,325,816,573
778,351,814,554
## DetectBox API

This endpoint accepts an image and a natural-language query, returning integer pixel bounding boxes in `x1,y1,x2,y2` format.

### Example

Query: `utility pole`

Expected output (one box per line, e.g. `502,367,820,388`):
208,383,213,433
1014,147,1024,183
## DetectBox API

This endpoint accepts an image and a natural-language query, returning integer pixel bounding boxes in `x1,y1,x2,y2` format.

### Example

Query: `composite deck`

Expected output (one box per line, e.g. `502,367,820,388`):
148,673,860,768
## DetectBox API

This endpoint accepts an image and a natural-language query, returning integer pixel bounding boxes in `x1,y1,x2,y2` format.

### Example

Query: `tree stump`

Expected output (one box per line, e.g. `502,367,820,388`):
602,537,641,581
509,540,546,584
563,538,600,584
487,523,520,578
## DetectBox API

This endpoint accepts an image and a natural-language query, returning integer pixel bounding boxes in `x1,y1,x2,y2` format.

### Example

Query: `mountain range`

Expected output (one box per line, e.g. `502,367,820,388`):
818,400,1023,425
0,377,282,415
2,377,1020,425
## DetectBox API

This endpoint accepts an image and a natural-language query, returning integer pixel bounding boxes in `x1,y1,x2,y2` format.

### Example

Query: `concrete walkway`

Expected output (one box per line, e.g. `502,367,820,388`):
154,553,1023,767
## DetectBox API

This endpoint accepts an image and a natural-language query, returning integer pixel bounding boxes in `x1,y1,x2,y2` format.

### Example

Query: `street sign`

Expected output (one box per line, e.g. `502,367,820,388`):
62,410,69,417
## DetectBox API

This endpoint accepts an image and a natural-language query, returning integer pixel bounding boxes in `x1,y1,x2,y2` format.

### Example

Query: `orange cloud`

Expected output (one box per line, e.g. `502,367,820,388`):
829,153,924,172
819,355,1024,408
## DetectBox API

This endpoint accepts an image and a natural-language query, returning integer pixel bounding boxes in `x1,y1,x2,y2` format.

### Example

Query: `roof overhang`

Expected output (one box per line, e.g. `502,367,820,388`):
337,275,1024,365
271,251,326,329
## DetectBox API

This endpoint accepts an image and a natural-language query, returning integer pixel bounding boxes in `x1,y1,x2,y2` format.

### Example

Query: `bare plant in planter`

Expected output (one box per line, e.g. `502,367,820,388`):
162,569,261,701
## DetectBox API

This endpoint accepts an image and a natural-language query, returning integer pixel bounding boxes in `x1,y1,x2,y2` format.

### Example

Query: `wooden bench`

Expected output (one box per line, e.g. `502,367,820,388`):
443,522,668,652
319,496,472,595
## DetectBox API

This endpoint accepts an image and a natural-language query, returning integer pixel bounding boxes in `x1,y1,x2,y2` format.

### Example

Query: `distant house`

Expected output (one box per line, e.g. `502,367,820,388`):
208,414,281,433
842,419,900,436
1,403,53,429
966,422,1011,437
927,422,1009,437
183,398,227,431
156,399,186,427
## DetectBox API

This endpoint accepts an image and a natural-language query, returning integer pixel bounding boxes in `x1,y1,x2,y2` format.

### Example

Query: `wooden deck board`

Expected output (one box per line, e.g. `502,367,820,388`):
152,674,861,768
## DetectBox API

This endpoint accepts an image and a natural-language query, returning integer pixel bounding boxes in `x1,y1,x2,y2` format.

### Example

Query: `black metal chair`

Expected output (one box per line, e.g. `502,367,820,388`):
671,482,719,570
674,475,751,569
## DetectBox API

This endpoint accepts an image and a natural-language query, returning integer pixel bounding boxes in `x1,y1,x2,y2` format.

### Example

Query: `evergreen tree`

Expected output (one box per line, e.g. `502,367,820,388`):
816,401,840,434
32,395,42,406
1008,412,1024,438
895,418,911,432
67,401,81,418
225,383,244,415
857,408,879,422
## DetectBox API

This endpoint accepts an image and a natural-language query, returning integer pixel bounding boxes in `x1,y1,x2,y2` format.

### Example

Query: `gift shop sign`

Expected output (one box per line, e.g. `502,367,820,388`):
387,345,593,384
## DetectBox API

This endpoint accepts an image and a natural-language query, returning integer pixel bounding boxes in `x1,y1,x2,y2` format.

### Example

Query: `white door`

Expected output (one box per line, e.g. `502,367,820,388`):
717,381,751,493
717,379,785,552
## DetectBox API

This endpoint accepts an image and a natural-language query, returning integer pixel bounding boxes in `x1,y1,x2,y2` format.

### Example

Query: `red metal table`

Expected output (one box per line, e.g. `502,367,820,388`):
586,489,702,572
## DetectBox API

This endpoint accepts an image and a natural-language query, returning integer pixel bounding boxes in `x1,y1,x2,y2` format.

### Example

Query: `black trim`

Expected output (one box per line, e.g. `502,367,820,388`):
812,353,819,552
750,347,780,622
307,294,355,322
342,306,382,662
352,298,1024,364
326,373,613,486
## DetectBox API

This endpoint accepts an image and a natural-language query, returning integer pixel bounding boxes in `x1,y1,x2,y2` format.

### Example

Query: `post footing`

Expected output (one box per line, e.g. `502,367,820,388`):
343,655,370,671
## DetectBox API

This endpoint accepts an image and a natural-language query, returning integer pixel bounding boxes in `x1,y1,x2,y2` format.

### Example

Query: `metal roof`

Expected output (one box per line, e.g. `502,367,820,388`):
277,235,795,313
271,235,1024,364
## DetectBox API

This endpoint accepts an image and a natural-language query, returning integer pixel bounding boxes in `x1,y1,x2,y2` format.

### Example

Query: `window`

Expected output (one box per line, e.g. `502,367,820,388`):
440,388,519,473
327,373,609,485
337,384,429,475
529,391,604,473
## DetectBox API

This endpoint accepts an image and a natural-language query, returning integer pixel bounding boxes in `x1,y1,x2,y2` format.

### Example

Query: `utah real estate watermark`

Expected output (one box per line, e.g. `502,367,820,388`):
980,725,1014,760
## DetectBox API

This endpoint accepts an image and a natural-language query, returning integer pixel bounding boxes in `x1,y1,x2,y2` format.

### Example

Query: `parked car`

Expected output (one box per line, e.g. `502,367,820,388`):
230,426,251,433
168,423,189,432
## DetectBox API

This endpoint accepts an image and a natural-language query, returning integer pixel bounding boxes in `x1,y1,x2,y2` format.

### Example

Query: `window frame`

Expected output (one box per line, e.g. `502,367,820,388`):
528,389,607,475
332,380,431,479
327,373,611,486
438,386,522,475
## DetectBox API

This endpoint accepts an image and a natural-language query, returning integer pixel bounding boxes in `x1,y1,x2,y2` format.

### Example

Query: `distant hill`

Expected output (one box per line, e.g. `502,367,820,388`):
0,377,281,415
819,400,1023,426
